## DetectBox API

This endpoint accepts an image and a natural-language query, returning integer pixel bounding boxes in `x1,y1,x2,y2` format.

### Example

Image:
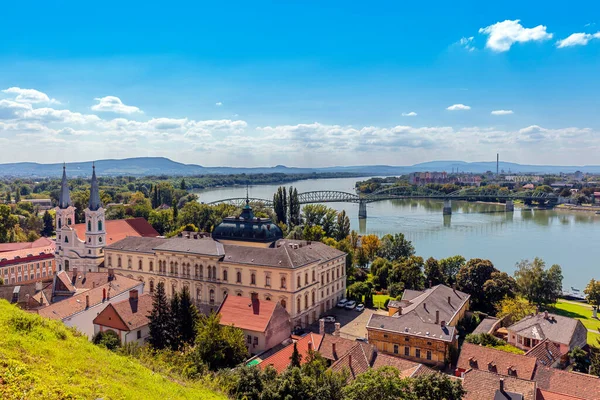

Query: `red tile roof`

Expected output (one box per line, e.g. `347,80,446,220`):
457,343,538,380
0,252,54,267
537,389,585,400
73,218,158,245
258,333,324,373
218,296,280,333
94,293,153,331
329,342,375,380
525,339,565,367
0,237,54,253
319,334,362,361
462,369,537,400
533,366,600,400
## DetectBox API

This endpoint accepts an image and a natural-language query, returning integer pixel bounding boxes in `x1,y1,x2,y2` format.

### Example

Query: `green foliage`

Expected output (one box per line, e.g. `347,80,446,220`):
303,224,326,242
439,255,465,286
344,367,412,400
335,210,351,241
290,342,302,368
388,256,425,290
570,346,590,373
465,333,524,354
288,186,301,227
514,258,563,307
496,296,537,324
411,372,466,400
192,313,248,371
456,258,515,314
41,210,54,237
0,204,19,243
273,186,288,224
377,233,415,262
148,282,171,350
92,330,121,351
585,279,600,310
424,257,443,287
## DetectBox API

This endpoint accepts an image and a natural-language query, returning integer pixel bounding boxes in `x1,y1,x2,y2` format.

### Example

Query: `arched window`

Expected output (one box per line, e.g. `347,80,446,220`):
195,264,199,278
199,265,204,278
281,299,287,309
209,289,215,304
297,297,301,312
58,219,62,229
64,260,70,272
174,262,178,275
118,257,122,268
237,292,242,296
99,237,102,243
304,293,309,309
207,267,212,279
128,258,132,269
64,236,69,243
170,262,174,274
98,220,103,231
266,296,271,301
312,291,315,305
87,220,91,231
281,277,286,289
327,272,330,283
305,273,308,285
312,270,315,282
149,261,153,271
251,273,256,285
321,273,324,283
138,260,143,270
172,284,176,296
212,266,216,279
236,271,242,283
108,256,112,267
223,290,228,298
297,276,301,288
223,270,228,281
149,280,154,293
196,288,201,303
67,218,72,225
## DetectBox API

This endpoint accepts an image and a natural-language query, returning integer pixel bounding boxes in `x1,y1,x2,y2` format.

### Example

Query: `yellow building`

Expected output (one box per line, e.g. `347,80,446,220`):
366,285,469,367
102,202,346,328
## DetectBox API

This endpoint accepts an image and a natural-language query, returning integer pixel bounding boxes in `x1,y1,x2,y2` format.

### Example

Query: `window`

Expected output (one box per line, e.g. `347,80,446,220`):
312,270,316,282
426,351,432,361
297,297,301,312
223,290,228,298
87,220,92,231
404,347,409,356
304,293,309,309
64,236,69,243
236,271,242,283
149,261,153,272
281,299,287,309
128,258,132,269
209,289,215,304
108,256,112,267
305,273,308,285
172,284,176,295
58,219,62,228
247,335,252,344
327,272,330,283
149,280,154,293
99,237,102,243
196,288,201,302
138,260,143,270
137,330,142,339
212,266,216,279
207,264,211,279
297,275,301,288
415,349,421,358
404,337,409,342
118,257,122,268
312,291,315,305
265,275,271,287
394,345,399,354
223,270,228,281
67,217,72,225
281,277,286,289
98,220,103,231
321,273,324,284
251,273,256,285
253,337,258,346
199,265,203,278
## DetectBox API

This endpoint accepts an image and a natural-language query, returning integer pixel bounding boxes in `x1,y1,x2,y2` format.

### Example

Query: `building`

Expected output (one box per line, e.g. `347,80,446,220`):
506,312,587,354
218,295,291,355
525,339,566,369
102,201,346,327
54,164,158,273
0,280,53,308
462,369,537,400
36,270,143,338
456,343,538,379
93,290,153,345
22,198,53,211
258,332,324,373
366,284,469,367
533,365,600,400
0,237,56,284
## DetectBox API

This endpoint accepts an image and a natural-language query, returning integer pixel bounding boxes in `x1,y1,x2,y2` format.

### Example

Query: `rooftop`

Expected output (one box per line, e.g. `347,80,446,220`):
462,369,537,400
508,312,585,346
258,333,324,373
398,284,470,324
212,201,283,244
457,343,538,380
525,339,564,368
533,365,600,400
73,217,159,245
94,293,153,331
218,296,287,333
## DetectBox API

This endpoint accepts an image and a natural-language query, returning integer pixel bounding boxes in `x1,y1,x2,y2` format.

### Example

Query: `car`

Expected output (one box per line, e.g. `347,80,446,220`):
345,300,357,310
323,316,336,323
355,304,365,312
292,327,306,336
336,299,348,308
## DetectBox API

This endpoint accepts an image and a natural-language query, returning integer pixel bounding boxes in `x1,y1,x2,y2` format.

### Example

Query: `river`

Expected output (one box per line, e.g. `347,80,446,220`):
194,177,600,291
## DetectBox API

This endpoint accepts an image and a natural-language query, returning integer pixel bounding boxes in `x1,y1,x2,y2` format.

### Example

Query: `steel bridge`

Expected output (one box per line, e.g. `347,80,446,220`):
207,186,558,218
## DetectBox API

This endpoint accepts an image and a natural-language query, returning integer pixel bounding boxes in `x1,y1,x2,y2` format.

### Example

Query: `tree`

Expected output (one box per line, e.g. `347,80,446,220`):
171,198,178,223
371,258,392,290
344,367,412,400
335,210,350,241
0,204,19,243
41,210,54,237
5,191,11,203
148,209,174,235
178,286,200,346
389,256,425,290
347,281,371,301
411,373,465,400
377,233,415,262
483,271,517,310
14,188,21,203
290,342,302,368
456,258,499,313
92,330,121,351
585,279,600,311
570,346,590,373
288,187,300,227
349,230,359,250
168,291,181,350
514,258,563,307
273,186,288,225
439,255,465,286
496,296,537,324
193,312,248,371
361,234,381,262
424,257,444,287
148,282,171,350
180,178,186,190
465,333,506,347
303,225,326,242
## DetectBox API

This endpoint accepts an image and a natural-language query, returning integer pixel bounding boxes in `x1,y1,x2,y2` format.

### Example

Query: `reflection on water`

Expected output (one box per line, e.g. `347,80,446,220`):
195,177,600,289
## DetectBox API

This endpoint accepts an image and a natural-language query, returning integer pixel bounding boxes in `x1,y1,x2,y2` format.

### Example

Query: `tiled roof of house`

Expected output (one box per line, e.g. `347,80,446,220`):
218,296,284,333
370,352,421,374
525,339,564,368
105,236,167,254
533,366,600,400
74,218,158,245
462,369,537,400
37,275,141,321
457,343,538,380
397,284,470,324
472,316,501,335
0,252,54,268
537,389,585,400
319,334,364,361
258,333,324,373
0,237,54,253
367,312,456,342
508,312,584,347
100,293,153,331
154,237,225,256
329,341,376,380
0,280,52,307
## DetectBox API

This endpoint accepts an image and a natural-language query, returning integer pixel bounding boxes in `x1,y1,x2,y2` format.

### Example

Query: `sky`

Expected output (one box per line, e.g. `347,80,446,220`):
0,1,599,167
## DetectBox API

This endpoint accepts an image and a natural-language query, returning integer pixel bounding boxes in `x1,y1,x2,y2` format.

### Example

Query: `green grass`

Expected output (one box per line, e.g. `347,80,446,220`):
360,294,393,309
0,300,225,400
553,299,600,346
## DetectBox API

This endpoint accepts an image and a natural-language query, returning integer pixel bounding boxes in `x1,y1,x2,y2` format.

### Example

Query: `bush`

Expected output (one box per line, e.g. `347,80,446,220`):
92,330,121,351
383,298,391,309
465,333,506,347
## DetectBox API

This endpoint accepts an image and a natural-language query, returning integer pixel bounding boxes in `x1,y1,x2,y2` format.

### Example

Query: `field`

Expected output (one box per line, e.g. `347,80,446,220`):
553,299,600,345
0,300,225,400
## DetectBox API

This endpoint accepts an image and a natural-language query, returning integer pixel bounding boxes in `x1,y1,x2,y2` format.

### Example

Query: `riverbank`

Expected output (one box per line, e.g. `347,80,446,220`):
556,204,600,213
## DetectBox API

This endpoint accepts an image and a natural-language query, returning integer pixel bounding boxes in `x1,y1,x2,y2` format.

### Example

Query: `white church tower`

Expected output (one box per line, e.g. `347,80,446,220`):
55,164,77,272
84,163,106,262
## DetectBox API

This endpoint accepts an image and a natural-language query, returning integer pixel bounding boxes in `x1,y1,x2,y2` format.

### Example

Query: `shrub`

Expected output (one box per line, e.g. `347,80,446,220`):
92,330,121,351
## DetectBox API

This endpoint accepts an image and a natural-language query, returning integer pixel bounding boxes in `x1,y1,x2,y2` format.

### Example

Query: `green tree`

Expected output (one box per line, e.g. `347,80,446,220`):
0,204,19,243
5,191,11,203
389,256,425,290
193,312,248,371
273,186,288,225
178,286,200,346
411,373,465,400
41,210,54,237
347,281,371,301
148,209,174,235
361,234,381,262
335,210,351,241
496,296,537,324
290,342,302,368
439,255,465,286
424,257,444,287
514,258,563,307
377,233,415,262
456,258,497,312
148,282,171,350
168,291,182,350
371,257,392,290
303,225,326,242
483,271,517,310
14,188,21,203
180,178,186,190
92,330,121,351
171,198,178,223
344,367,412,400
288,187,300,227
585,279,600,311
570,346,590,373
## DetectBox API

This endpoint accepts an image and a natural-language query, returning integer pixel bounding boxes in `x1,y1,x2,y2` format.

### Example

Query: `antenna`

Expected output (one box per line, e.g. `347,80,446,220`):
497,153,499,176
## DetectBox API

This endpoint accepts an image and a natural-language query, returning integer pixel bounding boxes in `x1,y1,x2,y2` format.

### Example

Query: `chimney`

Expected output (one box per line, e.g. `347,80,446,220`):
102,288,106,301
447,296,451,305
435,310,440,325
108,268,115,281
348,354,352,367
39,295,44,306
92,282,96,289
544,341,549,350
441,320,446,327
499,378,505,393
85,295,90,309
129,289,139,301
35,281,43,292
308,341,313,351
398,306,402,316
544,310,548,319
334,322,341,337
72,267,78,280
332,343,337,358
319,319,325,335
423,302,427,311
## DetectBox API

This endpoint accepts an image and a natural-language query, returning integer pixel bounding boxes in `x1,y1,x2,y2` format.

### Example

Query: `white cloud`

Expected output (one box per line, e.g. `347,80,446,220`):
402,112,418,117
457,36,475,51
2,87,59,104
91,96,142,114
479,20,553,52
216,102,223,106
491,110,514,115
0,99,32,119
447,104,471,111
556,32,600,48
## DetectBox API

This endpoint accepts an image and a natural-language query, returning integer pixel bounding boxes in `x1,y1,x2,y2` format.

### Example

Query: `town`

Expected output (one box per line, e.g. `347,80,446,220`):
2,164,600,399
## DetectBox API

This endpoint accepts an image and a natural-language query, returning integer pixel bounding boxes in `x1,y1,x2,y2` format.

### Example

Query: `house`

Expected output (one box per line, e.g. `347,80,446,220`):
507,312,587,354
218,295,291,355
36,270,143,338
366,284,470,366
93,290,153,345
462,369,537,400
0,237,55,284
456,343,538,380
258,332,324,373
525,339,566,369
0,280,52,309
533,365,600,400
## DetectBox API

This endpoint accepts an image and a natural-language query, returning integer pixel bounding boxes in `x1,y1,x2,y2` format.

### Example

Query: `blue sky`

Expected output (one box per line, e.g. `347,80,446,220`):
0,1,599,167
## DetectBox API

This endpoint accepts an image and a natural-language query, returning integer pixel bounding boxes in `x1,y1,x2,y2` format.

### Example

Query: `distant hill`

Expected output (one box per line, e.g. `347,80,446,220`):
0,157,599,177
0,300,225,399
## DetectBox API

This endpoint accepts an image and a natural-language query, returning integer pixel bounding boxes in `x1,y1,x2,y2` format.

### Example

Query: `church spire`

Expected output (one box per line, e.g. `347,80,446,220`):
58,163,71,209
88,162,102,211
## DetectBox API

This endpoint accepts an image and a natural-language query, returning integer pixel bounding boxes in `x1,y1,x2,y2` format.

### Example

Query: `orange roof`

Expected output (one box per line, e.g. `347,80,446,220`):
0,237,54,253
73,218,158,245
457,343,537,380
463,369,536,400
259,333,324,373
537,389,586,400
534,366,600,400
94,293,153,331
218,296,279,333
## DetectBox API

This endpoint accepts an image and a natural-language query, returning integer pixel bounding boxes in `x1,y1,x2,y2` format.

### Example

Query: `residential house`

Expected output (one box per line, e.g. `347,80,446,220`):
533,365,600,400
366,284,470,366
218,294,291,355
525,339,566,369
456,343,538,379
462,369,537,400
258,332,324,373
0,280,52,309
93,290,153,345
507,312,587,354
0,237,55,284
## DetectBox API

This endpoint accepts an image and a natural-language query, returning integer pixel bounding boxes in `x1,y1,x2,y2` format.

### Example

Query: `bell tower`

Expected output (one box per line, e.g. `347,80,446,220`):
85,163,106,264
55,164,76,271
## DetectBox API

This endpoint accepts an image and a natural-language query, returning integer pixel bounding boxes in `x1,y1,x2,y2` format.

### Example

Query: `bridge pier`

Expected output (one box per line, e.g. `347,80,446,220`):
505,200,514,212
443,199,452,215
358,201,367,219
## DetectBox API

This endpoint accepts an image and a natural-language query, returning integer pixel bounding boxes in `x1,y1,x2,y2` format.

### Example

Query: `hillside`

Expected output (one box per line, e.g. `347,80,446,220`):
0,300,225,400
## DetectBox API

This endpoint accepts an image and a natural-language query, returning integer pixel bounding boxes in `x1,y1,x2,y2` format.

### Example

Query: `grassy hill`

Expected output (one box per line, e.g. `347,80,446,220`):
0,300,225,400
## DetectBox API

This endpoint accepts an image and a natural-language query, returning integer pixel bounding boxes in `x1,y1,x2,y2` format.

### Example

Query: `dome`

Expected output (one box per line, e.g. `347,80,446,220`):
212,203,283,244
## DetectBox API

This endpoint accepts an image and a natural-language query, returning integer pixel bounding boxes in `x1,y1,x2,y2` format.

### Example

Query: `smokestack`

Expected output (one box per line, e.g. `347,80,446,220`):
435,310,440,324
447,296,451,305
499,378,505,393
85,295,90,309
398,306,402,316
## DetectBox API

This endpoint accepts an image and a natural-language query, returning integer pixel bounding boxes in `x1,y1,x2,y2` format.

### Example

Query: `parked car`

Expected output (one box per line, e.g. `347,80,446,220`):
324,316,336,323
355,304,365,312
336,299,348,308
345,300,357,310
292,327,306,336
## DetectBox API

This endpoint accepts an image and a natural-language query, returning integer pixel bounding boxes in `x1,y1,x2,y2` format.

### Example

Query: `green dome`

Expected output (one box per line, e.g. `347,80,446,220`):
212,204,283,243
